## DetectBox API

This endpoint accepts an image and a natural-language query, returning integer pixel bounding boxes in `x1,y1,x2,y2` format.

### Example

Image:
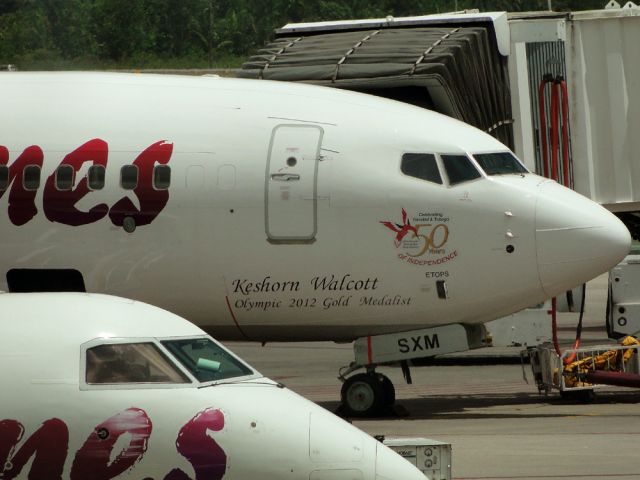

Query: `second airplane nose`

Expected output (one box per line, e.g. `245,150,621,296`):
375,441,428,480
535,181,631,297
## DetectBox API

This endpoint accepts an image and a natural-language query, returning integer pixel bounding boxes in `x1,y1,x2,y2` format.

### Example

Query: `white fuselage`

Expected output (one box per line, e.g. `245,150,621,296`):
0,293,423,479
0,73,630,341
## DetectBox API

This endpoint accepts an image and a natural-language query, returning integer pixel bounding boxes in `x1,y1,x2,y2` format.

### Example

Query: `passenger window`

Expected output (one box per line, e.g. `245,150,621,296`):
86,342,190,384
153,165,171,190
441,154,481,185
120,165,138,190
474,152,528,175
162,337,254,383
401,153,442,184
23,165,41,191
0,165,8,191
88,165,105,190
55,165,74,191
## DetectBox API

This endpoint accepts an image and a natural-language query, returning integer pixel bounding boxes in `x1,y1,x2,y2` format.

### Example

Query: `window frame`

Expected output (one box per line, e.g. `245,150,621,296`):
80,337,196,391
80,335,262,390
472,151,529,176
0,165,8,191
399,152,444,186
160,335,259,385
153,164,171,190
55,165,75,191
87,164,106,191
22,164,41,191
439,153,483,187
120,164,139,190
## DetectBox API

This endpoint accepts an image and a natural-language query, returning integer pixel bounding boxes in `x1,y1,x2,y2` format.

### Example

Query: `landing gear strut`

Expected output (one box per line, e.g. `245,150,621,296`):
339,366,397,417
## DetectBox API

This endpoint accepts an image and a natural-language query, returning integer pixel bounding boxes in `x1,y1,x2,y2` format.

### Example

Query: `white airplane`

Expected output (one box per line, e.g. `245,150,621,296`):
0,72,631,416
0,292,424,480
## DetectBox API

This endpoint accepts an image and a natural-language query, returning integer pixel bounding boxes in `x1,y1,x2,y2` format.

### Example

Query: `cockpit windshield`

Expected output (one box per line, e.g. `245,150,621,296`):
473,152,528,175
162,337,254,383
86,342,190,384
441,154,482,185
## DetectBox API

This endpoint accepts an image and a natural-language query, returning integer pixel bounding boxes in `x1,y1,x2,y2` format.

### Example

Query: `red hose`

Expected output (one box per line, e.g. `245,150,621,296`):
538,80,550,178
585,371,640,389
550,81,560,182
543,76,583,365
550,297,563,358
560,79,570,188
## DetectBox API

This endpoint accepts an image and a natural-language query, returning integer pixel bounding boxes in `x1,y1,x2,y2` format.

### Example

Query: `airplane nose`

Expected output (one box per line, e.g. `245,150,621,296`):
307,407,425,479
535,181,631,297
375,442,428,480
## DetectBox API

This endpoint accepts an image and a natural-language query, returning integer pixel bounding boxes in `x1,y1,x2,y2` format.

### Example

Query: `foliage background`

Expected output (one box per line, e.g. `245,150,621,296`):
0,0,606,70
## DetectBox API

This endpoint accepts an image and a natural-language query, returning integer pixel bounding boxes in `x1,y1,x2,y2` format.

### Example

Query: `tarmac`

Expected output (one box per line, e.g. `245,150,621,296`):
227,274,640,479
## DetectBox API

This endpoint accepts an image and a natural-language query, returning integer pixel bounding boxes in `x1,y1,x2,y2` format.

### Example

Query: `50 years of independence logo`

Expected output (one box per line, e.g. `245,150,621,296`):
380,208,458,266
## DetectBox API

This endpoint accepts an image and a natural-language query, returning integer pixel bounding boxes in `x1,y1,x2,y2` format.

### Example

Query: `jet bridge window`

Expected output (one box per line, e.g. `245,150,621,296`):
441,154,481,185
474,152,528,175
55,165,75,191
88,165,105,190
23,165,41,191
120,165,138,190
86,342,190,384
153,165,171,190
162,337,254,383
401,153,443,184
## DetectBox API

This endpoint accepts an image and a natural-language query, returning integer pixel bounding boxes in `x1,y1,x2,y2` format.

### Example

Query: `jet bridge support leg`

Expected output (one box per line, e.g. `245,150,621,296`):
339,324,485,417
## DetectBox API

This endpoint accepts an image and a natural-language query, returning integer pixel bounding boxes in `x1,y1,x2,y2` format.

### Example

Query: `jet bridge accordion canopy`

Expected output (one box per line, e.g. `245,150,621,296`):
240,25,514,148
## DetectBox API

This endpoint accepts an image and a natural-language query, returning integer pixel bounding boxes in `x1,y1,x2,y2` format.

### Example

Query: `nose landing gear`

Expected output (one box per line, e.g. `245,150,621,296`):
339,367,396,417
339,324,476,417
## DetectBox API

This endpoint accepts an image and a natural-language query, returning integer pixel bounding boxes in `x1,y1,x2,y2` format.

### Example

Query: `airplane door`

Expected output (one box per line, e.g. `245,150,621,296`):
266,124,323,242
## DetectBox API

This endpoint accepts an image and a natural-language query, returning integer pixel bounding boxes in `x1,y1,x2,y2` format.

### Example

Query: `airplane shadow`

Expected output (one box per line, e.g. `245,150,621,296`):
317,390,640,421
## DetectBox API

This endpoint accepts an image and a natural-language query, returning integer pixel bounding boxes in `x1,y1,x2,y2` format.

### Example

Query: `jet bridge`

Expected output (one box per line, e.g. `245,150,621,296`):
239,11,515,149
508,3,640,222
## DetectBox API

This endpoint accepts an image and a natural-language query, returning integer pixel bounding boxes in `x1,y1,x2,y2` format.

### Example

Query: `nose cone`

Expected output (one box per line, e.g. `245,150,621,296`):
536,181,631,297
308,407,425,479
376,442,428,480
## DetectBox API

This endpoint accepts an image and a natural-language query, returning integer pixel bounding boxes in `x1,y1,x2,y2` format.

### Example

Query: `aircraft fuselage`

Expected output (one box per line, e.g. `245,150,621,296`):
0,73,630,341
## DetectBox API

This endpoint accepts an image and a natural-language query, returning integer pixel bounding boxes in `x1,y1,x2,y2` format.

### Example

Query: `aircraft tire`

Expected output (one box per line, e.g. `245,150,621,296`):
341,373,385,417
378,374,395,406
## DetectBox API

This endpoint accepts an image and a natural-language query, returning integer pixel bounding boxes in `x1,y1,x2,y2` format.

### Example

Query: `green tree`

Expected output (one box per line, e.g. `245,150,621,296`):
93,0,149,60
0,0,622,69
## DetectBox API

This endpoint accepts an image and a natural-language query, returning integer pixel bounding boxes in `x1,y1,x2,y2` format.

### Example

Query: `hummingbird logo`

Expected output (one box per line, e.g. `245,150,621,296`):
380,208,418,246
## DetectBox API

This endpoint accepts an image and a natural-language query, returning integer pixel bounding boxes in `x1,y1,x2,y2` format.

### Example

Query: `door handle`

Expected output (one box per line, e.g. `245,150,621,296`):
270,173,300,181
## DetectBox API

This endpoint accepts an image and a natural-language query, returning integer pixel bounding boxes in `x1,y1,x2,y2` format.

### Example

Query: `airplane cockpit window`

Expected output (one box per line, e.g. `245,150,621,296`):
55,165,75,191
86,342,190,384
0,165,8,191
441,154,482,185
88,165,105,190
153,165,171,190
401,153,443,184
162,337,254,383
120,165,138,190
23,165,41,191
474,152,528,175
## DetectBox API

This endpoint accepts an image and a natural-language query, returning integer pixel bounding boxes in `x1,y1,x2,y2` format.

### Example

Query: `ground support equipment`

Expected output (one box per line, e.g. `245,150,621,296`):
526,336,640,398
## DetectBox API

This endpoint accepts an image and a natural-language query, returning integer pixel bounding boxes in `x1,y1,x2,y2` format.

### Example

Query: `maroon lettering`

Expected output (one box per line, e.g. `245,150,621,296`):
43,138,109,226
164,408,227,480
109,140,173,227
0,140,173,228
0,145,45,226
0,418,68,480
1,406,228,479
70,408,152,480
